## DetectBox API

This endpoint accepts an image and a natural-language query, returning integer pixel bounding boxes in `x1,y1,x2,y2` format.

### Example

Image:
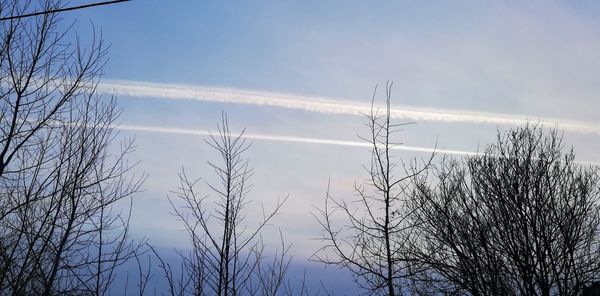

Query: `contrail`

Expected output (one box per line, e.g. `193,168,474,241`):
115,124,477,156
98,79,600,135
114,124,600,166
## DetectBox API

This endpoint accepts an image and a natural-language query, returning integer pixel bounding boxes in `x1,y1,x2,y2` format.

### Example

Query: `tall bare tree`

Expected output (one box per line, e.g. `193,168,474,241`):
313,83,433,296
153,113,290,296
0,0,105,178
0,0,145,294
410,125,600,296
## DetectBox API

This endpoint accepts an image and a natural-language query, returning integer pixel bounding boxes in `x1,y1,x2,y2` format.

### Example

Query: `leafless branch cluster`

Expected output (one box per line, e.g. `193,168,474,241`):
0,0,145,294
152,113,293,296
313,84,600,296
410,125,600,296
313,83,434,296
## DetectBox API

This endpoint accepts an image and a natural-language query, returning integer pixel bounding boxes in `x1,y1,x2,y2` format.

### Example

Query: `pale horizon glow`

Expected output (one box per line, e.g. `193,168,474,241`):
100,79,600,135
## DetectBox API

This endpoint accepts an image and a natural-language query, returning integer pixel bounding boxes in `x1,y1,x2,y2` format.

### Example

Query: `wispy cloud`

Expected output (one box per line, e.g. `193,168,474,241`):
100,80,600,135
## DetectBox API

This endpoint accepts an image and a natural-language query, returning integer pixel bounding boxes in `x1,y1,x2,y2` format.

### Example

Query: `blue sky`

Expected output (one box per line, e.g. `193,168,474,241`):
76,1,600,118
59,0,600,293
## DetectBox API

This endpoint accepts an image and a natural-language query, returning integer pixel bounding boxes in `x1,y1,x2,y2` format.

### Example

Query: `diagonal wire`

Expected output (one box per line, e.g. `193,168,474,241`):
0,0,131,21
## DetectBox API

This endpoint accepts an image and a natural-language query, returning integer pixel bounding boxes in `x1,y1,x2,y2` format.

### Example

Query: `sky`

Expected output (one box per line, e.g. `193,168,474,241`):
58,0,600,293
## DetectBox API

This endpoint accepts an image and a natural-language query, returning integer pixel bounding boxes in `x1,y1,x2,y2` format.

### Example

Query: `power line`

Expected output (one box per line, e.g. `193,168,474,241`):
0,0,131,21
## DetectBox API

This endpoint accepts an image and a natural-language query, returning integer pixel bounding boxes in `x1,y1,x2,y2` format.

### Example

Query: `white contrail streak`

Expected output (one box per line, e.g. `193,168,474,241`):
99,80,600,135
115,124,477,156
115,124,600,166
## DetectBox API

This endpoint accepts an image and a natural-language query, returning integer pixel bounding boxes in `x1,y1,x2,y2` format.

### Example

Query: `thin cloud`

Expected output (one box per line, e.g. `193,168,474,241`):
99,79,600,135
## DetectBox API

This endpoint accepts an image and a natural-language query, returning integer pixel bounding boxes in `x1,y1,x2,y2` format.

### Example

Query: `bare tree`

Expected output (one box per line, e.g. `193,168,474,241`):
410,125,600,296
153,113,290,296
0,0,145,294
313,83,433,296
0,0,105,178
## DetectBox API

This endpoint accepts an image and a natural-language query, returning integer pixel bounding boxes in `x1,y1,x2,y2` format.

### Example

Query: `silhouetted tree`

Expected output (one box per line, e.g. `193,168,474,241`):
582,282,600,296
410,125,600,296
153,113,290,296
0,0,145,294
313,83,432,296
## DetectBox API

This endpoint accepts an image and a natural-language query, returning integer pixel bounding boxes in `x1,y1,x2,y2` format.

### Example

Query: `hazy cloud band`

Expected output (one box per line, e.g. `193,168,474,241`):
100,80,600,135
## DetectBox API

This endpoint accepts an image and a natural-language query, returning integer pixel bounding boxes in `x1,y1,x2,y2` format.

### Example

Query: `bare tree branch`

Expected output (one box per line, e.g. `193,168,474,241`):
312,83,434,296
409,124,600,296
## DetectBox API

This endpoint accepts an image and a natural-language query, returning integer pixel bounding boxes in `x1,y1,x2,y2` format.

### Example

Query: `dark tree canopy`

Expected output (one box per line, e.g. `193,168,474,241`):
410,125,600,296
